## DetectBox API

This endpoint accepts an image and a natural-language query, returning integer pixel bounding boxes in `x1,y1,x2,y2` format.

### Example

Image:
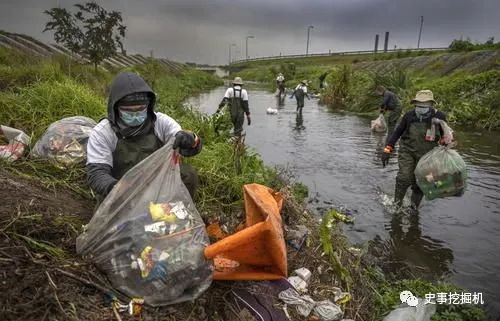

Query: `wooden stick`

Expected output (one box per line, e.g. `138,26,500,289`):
54,268,127,301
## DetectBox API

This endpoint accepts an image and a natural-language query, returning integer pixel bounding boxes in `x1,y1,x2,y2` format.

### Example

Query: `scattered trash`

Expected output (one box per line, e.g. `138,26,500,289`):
331,287,351,305
285,224,309,251
288,276,308,292
287,268,311,293
415,145,467,200
76,143,212,306
31,116,96,166
382,297,436,321
371,114,387,132
279,287,343,321
267,107,279,115
0,125,30,161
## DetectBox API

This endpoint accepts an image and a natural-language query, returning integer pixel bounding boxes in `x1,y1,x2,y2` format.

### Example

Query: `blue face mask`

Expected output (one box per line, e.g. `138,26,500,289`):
119,109,148,126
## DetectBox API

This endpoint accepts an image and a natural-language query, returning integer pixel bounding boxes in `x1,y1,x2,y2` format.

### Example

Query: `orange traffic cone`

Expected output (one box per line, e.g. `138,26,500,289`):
204,184,288,280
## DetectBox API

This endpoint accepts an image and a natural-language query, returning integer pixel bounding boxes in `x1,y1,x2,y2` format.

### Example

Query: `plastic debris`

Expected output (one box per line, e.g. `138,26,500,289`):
331,287,351,305
266,107,279,115
0,125,30,161
371,114,387,132
294,268,312,283
286,224,309,250
383,297,436,321
288,267,312,292
31,116,96,166
313,300,343,321
279,288,343,321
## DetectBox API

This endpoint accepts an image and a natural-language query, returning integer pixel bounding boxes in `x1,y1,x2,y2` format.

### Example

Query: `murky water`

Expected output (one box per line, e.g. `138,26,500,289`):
186,86,500,317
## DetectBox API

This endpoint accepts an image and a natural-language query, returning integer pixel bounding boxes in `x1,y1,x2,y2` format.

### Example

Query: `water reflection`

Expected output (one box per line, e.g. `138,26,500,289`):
295,112,305,130
377,212,455,278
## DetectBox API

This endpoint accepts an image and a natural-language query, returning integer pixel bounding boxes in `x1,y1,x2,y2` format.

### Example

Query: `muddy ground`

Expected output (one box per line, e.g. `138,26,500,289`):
0,168,370,321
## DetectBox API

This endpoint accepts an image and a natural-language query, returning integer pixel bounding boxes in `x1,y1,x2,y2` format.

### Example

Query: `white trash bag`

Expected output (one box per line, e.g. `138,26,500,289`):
76,143,213,306
31,116,96,166
371,114,387,132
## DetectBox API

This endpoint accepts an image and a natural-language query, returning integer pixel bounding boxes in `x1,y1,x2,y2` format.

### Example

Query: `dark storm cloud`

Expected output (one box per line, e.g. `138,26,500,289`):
1,0,499,65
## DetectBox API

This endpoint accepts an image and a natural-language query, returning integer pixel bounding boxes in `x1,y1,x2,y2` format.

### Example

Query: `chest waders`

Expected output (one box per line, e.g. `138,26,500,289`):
230,87,245,136
295,87,305,112
395,115,441,208
111,127,198,198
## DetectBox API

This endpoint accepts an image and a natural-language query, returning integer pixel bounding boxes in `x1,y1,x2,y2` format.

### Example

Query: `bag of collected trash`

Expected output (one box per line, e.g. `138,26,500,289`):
371,114,387,132
31,116,96,166
0,125,30,161
76,143,213,306
415,145,467,200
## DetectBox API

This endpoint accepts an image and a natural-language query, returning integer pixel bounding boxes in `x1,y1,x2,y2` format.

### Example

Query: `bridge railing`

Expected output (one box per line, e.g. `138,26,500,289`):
231,47,448,64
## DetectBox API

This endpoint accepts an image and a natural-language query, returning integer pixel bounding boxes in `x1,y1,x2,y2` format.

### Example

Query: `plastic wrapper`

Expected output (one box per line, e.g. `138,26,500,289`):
76,143,213,306
415,146,467,200
31,116,96,166
371,114,387,132
0,125,30,161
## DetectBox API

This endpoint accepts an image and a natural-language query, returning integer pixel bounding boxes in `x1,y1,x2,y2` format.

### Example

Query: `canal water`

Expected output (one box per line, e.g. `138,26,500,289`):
186,86,500,317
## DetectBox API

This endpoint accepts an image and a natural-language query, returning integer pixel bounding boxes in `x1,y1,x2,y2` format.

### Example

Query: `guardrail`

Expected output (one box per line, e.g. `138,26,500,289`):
231,47,448,64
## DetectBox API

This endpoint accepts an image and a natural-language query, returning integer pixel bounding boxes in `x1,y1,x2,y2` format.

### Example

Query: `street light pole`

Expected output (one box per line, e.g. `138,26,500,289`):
417,15,424,49
306,25,314,56
246,35,254,61
228,43,236,65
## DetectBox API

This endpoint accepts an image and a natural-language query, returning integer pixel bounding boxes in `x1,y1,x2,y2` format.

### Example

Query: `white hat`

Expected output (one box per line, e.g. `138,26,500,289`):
233,77,244,85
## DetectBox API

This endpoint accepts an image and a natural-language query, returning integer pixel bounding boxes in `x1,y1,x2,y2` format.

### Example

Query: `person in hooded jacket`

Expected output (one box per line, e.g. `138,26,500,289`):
86,72,202,199
381,90,446,210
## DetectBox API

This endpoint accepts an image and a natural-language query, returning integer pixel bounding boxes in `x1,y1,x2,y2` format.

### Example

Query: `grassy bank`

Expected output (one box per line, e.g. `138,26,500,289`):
0,47,487,320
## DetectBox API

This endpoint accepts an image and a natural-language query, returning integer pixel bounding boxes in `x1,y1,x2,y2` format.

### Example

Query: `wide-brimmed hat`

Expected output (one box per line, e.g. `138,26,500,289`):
301,80,308,85
233,77,244,85
411,90,436,104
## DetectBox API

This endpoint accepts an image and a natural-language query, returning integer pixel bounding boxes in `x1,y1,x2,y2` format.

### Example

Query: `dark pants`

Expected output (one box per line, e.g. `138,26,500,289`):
231,111,245,136
395,151,424,208
296,97,304,113
386,107,402,138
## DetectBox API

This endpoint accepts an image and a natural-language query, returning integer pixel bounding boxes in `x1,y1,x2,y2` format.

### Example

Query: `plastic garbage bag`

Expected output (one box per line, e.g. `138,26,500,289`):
0,125,30,161
31,116,96,166
383,298,436,321
76,143,213,306
415,145,467,200
371,114,387,132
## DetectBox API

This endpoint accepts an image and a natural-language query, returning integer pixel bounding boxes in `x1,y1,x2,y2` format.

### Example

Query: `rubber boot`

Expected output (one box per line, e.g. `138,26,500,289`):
410,187,424,211
394,184,407,208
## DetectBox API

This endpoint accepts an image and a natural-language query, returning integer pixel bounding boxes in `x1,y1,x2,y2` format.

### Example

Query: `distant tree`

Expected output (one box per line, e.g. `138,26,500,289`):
448,38,474,52
44,2,126,71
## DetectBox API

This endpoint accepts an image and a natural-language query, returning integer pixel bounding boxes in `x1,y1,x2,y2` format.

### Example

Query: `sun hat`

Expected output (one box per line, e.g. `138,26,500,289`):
233,77,244,85
411,90,436,104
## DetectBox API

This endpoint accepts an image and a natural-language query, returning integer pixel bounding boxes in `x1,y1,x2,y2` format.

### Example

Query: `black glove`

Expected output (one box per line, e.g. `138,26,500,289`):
381,145,393,167
246,113,251,126
173,130,196,150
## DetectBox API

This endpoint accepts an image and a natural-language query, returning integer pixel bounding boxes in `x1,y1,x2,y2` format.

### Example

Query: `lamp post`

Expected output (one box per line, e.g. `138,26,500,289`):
417,16,424,49
306,25,314,56
245,35,254,60
228,43,236,65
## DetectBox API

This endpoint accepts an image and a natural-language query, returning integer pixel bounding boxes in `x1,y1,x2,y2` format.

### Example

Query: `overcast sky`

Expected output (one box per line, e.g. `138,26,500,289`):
1,0,499,65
